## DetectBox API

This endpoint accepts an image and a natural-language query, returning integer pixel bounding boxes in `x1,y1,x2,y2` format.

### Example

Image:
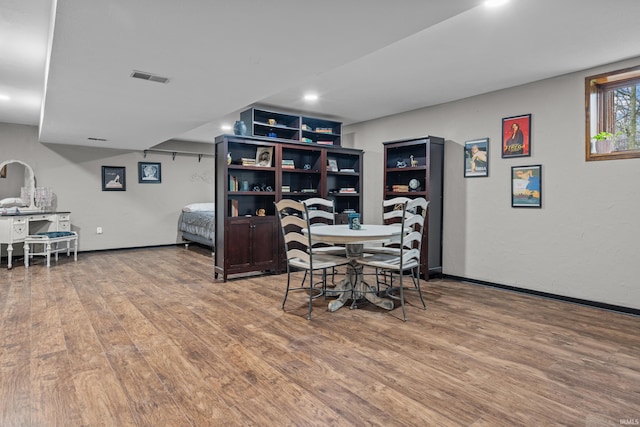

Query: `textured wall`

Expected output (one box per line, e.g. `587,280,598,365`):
0,123,214,251
346,56,640,309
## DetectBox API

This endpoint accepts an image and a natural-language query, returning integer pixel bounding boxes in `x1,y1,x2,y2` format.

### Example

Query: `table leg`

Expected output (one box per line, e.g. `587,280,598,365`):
46,242,51,267
327,264,356,312
23,242,30,267
326,243,394,312
7,243,13,269
351,264,394,310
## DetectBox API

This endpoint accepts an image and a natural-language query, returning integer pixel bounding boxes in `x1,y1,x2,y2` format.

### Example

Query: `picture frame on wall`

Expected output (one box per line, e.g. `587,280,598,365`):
102,166,126,191
0,165,6,178
502,114,531,158
464,138,489,177
138,162,161,183
511,164,541,208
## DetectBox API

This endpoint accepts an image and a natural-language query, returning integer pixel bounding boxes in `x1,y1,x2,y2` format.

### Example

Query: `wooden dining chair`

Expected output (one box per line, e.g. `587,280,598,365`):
357,197,429,321
302,197,345,285
363,196,412,255
275,199,350,320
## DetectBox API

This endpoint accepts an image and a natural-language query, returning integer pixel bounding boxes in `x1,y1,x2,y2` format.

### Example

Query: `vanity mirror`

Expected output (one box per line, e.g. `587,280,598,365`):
0,159,38,212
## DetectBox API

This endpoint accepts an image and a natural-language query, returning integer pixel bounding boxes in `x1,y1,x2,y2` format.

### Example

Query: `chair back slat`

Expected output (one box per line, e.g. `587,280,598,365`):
281,215,307,229
276,198,333,269
287,248,310,263
303,198,336,226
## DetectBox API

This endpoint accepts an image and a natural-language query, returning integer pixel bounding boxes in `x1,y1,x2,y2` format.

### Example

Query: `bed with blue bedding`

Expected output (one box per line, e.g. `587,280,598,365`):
178,203,215,251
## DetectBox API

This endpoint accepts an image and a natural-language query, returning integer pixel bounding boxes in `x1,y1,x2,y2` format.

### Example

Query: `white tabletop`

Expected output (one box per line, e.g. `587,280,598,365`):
303,224,401,245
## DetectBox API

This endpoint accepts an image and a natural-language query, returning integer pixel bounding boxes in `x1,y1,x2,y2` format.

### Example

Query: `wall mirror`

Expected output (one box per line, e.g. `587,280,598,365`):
0,159,37,211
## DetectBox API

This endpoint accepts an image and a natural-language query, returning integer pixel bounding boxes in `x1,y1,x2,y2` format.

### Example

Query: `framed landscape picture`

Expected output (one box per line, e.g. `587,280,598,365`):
102,166,126,191
502,114,531,158
464,138,489,177
138,162,161,183
511,164,541,208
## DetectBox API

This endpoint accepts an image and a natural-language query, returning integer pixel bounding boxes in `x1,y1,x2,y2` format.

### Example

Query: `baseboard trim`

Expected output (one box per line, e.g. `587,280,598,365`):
442,274,640,317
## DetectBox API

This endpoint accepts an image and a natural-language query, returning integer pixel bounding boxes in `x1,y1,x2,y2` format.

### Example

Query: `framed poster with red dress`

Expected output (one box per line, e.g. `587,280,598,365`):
502,114,531,158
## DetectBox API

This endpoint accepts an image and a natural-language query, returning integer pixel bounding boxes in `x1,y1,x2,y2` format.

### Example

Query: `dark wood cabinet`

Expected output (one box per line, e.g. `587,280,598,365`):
382,136,444,278
215,134,363,280
222,216,277,275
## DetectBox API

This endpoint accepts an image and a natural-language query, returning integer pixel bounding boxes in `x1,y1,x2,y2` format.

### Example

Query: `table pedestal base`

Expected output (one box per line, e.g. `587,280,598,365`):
327,244,393,312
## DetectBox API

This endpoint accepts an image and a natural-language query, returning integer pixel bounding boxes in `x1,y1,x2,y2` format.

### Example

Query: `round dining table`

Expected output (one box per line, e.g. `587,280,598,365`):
303,224,402,312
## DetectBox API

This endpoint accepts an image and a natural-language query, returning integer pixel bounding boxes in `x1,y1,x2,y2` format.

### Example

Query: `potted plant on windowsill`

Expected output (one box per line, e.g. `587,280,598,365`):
592,131,617,154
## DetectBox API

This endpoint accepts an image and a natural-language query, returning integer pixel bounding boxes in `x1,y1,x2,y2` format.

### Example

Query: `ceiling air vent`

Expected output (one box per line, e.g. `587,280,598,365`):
130,70,170,84
88,137,107,141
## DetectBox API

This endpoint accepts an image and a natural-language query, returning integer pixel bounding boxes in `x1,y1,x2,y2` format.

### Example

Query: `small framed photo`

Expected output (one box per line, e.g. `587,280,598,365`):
511,165,541,208
0,164,6,178
327,158,338,172
256,146,273,167
464,138,489,177
102,166,126,191
502,114,532,158
138,162,161,183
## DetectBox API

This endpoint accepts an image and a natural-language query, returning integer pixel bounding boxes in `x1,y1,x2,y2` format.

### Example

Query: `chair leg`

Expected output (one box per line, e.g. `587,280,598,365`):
307,270,314,320
282,267,292,310
398,272,407,322
414,268,427,310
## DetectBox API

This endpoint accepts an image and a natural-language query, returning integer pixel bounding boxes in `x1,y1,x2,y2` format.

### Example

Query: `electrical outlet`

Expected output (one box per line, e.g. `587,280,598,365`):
96,227,103,234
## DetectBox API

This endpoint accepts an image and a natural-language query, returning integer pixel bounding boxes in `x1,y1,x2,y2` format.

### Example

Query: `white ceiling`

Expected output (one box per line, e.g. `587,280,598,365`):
2,0,640,151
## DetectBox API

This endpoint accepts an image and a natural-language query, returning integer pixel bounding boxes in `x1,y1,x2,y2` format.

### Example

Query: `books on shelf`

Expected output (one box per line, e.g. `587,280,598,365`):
339,187,356,193
301,124,313,131
241,158,256,166
229,175,239,191
301,137,313,143
282,159,295,169
340,168,355,173
392,184,409,192
316,140,334,145
300,189,317,193
315,127,333,133
230,199,239,217
282,185,290,193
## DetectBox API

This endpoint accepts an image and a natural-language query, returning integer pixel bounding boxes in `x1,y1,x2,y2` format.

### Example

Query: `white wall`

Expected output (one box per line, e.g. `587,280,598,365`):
346,57,640,309
0,123,214,252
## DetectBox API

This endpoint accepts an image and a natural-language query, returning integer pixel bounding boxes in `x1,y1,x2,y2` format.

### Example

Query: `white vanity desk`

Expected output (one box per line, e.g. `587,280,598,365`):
0,212,71,269
0,158,71,269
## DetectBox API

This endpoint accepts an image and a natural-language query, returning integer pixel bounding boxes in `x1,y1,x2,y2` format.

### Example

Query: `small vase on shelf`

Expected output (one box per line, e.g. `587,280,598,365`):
233,120,247,136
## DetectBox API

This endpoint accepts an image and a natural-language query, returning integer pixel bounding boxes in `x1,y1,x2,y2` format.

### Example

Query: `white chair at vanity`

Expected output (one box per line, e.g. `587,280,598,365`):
0,159,74,268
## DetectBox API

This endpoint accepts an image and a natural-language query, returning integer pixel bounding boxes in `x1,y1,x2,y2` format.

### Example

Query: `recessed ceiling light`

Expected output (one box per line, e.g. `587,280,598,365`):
0,94,10,101
221,124,232,131
304,93,318,102
484,0,509,7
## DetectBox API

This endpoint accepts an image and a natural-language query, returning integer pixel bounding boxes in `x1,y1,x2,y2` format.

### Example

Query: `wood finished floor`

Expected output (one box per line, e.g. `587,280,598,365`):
1,245,639,426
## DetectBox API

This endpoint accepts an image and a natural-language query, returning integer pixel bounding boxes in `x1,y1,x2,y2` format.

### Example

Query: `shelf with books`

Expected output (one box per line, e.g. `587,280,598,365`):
382,135,444,278
241,107,342,146
215,134,361,280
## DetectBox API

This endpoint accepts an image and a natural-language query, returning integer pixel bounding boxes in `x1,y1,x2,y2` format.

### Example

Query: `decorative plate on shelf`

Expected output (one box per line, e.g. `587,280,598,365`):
409,178,420,190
